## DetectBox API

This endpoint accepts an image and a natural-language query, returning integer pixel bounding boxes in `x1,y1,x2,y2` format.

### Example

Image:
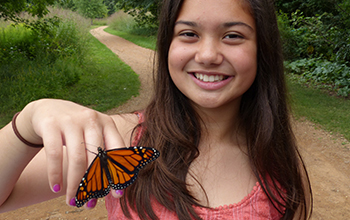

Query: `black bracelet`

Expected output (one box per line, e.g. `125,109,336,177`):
12,112,44,148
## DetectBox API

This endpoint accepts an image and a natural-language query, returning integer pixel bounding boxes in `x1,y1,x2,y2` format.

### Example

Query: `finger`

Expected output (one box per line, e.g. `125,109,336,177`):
84,198,97,209
111,189,124,198
64,128,88,206
42,123,64,194
65,110,106,206
83,114,105,153
103,116,126,150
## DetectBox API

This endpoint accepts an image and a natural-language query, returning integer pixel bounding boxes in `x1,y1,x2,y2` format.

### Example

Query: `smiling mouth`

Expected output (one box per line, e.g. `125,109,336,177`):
194,73,229,82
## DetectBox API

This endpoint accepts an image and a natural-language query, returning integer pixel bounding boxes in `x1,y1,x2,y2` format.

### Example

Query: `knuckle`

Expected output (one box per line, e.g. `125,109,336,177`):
46,147,62,160
83,109,99,120
82,109,101,126
69,151,87,167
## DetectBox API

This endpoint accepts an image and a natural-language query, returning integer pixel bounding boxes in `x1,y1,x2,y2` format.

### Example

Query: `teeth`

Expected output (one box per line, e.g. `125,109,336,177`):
194,73,225,82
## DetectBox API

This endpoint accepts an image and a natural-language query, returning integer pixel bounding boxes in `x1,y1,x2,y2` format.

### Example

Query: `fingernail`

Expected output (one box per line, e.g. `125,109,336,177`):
87,199,97,208
69,198,76,206
53,184,60,193
115,190,123,196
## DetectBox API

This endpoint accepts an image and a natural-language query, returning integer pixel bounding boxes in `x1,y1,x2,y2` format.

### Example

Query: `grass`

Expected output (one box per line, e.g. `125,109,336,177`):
103,27,156,50
0,33,140,127
65,34,140,112
287,77,350,141
0,9,140,127
104,11,157,50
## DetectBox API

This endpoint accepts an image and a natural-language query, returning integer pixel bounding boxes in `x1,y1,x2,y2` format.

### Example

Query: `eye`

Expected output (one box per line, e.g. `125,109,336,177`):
179,31,198,38
177,31,199,43
224,33,243,39
223,32,245,44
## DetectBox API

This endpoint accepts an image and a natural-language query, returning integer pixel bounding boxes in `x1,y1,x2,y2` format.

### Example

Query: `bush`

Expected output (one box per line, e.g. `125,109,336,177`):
278,10,350,63
0,7,91,113
108,11,158,37
0,8,90,65
285,58,350,97
108,11,136,32
116,0,160,28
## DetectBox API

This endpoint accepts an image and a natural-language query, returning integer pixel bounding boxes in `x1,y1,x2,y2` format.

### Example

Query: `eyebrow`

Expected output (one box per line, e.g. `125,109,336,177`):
174,20,254,31
223,21,254,31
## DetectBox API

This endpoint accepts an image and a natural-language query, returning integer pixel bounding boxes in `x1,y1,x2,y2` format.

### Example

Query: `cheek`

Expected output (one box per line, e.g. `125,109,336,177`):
233,47,257,78
168,42,190,73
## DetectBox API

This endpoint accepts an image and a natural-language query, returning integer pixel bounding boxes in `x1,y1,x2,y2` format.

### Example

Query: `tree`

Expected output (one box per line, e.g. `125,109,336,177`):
55,0,77,11
116,0,160,27
0,0,56,21
274,0,341,17
74,0,108,24
103,0,117,16
0,0,60,36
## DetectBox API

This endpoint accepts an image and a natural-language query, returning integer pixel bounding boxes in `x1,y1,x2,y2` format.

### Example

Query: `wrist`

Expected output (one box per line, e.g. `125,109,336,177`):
12,111,43,148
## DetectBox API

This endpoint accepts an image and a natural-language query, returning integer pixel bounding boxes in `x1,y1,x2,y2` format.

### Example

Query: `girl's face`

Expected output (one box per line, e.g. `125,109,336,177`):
168,0,257,112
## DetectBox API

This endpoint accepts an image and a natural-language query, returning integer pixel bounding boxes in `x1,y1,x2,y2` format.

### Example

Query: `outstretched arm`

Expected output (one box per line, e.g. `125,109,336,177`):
0,99,133,213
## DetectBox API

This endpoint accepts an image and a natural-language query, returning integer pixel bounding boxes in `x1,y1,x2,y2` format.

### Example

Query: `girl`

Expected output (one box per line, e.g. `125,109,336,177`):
0,0,312,219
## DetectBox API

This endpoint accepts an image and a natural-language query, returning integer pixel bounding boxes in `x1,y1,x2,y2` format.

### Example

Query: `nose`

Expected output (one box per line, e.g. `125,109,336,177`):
194,38,223,66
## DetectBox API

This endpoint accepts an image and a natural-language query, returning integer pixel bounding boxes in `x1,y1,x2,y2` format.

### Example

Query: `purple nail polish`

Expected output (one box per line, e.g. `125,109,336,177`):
115,190,124,196
70,198,76,206
87,199,97,208
53,184,60,193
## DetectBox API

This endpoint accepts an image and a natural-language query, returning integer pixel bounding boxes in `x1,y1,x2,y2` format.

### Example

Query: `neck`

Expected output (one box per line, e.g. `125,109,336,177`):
193,102,245,149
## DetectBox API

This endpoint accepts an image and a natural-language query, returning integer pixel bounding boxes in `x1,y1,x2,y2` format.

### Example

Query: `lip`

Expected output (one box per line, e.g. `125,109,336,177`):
188,71,233,90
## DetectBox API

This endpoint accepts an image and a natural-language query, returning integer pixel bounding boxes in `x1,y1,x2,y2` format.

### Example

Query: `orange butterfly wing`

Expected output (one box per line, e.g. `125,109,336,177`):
106,147,159,190
75,146,159,207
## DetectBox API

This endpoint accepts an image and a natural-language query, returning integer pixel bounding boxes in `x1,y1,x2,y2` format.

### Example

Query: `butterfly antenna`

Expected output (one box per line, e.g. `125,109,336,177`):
81,142,98,156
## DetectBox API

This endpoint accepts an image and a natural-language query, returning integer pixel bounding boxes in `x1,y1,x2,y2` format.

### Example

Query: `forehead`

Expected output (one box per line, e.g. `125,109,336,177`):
176,0,255,29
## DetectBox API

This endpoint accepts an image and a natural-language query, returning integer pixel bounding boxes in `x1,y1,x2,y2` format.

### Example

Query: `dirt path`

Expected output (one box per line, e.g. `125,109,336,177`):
1,26,349,220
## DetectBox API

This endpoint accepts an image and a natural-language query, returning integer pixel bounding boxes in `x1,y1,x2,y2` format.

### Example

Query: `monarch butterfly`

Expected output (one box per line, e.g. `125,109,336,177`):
75,146,160,207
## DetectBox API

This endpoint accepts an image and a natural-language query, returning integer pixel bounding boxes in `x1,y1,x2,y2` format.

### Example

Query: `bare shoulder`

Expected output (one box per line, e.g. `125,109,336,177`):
110,113,139,145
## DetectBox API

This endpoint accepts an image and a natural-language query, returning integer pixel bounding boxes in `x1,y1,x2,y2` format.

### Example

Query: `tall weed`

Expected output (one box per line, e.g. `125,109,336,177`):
108,11,136,32
0,7,91,114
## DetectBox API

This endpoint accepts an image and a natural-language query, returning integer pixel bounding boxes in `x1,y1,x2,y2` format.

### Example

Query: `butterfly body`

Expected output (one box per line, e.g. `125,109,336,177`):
75,146,159,207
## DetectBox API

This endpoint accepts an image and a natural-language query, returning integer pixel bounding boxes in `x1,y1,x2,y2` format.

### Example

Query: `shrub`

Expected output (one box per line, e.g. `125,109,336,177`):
108,11,136,32
285,58,350,97
278,8,350,64
0,7,91,112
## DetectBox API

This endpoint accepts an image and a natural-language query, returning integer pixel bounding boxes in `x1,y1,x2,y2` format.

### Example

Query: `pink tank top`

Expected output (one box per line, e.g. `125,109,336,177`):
105,112,285,219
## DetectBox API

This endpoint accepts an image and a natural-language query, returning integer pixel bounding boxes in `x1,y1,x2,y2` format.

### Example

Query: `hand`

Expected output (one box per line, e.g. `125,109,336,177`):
21,99,126,207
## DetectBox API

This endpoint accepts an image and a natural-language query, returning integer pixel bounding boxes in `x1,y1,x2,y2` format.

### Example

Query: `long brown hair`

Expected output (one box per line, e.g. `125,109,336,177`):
120,0,312,219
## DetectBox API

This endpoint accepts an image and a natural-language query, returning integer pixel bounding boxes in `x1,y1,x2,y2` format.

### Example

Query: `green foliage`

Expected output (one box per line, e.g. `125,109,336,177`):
285,59,350,97
0,8,90,115
108,11,135,31
275,0,341,17
278,10,350,63
0,0,56,21
277,0,350,98
0,18,86,65
74,0,108,22
55,0,77,11
0,8,140,126
0,0,63,48
103,0,117,16
116,0,160,29
106,11,157,49
55,0,116,16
